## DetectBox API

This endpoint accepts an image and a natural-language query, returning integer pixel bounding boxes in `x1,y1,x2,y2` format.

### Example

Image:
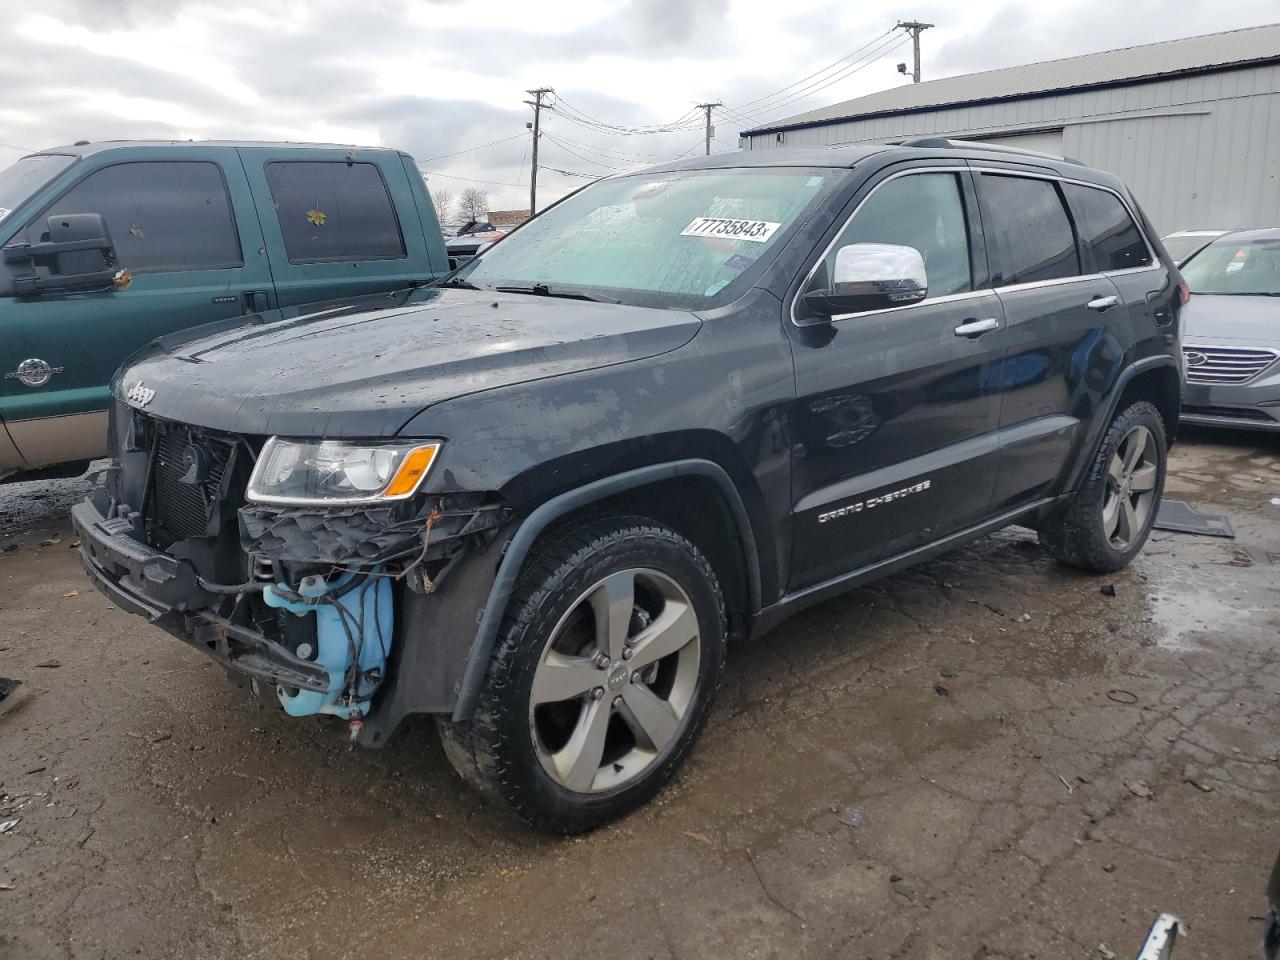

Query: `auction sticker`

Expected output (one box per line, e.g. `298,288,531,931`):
681,216,781,243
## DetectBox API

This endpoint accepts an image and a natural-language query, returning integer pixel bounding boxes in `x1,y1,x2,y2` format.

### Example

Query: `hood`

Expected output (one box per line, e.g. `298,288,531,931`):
1183,294,1280,345
117,287,701,437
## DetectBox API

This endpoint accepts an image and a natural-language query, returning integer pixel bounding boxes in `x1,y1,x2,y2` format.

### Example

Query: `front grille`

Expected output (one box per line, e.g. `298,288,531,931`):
150,422,236,540
1184,345,1279,385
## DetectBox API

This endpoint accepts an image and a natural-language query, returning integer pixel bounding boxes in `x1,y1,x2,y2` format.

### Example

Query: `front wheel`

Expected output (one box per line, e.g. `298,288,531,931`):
437,517,726,833
1039,400,1167,572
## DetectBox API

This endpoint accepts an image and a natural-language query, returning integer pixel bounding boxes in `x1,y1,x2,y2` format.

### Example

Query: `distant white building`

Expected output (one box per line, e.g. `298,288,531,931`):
739,24,1280,234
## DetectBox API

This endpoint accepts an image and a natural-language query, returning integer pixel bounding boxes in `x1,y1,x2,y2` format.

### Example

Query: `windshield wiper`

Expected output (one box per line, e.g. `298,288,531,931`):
433,276,482,290
495,283,620,304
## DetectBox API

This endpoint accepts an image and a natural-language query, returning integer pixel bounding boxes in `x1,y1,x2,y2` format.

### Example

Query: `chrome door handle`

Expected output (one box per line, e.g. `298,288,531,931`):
1087,295,1120,311
954,317,1000,337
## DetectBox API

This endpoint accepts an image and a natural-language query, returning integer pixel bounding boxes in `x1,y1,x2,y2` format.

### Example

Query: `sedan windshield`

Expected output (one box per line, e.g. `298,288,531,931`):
0,154,76,225
1161,233,1219,264
1181,237,1280,295
457,168,839,309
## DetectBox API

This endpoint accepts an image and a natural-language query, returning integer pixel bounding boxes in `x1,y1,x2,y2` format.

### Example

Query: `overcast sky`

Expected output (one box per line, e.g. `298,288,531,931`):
6,0,1278,211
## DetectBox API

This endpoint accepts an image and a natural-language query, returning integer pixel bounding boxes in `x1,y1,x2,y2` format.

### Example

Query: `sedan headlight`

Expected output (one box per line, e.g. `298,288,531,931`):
246,438,442,505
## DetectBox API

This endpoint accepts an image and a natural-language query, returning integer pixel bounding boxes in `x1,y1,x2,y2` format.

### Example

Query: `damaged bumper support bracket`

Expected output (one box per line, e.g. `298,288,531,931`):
72,499,331,695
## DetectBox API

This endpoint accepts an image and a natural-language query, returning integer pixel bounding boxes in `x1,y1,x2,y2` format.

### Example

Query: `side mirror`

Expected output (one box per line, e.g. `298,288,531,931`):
2,213,119,295
800,242,928,321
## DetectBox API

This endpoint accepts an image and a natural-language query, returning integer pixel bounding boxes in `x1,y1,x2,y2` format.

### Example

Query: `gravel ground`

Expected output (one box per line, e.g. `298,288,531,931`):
0,430,1276,960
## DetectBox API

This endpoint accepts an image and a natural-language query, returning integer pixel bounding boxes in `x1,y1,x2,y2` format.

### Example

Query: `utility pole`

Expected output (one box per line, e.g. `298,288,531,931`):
696,101,721,155
896,21,934,83
524,87,552,214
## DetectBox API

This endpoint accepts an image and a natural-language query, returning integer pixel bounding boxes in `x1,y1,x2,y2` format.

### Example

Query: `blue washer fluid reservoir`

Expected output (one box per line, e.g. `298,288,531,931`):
262,569,394,719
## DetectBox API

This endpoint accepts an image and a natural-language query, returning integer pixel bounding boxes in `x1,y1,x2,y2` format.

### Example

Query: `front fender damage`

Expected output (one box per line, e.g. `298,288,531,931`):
235,493,510,741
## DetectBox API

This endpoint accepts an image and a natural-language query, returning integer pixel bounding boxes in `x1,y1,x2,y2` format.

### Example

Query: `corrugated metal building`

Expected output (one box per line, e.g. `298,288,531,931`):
739,24,1280,235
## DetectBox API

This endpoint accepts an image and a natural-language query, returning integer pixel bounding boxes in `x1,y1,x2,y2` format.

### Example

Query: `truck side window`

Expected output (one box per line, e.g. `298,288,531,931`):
980,174,1080,286
1061,183,1151,272
264,161,406,263
29,161,242,274
812,172,973,301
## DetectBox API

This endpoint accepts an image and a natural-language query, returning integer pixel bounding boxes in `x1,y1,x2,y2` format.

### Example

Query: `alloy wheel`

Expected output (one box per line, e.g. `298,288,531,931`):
1103,424,1159,551
528,568,702,794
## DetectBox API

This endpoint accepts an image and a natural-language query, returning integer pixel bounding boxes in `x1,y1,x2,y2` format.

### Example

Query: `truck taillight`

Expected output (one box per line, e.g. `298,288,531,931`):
1178,279,1191,306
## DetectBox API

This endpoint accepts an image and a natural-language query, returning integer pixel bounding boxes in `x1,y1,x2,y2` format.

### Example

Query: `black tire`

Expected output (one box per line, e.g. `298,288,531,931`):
1039,400,1167,572
436,516,726,833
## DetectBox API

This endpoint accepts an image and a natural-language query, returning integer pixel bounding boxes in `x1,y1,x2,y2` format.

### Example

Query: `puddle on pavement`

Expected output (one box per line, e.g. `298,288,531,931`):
1147,579,1266,652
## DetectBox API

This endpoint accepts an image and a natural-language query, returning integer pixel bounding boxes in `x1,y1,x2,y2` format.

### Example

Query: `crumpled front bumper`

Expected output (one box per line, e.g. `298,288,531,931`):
72,499,329,694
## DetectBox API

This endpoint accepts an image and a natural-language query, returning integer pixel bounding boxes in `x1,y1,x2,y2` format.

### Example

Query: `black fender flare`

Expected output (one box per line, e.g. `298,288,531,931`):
1063,353,1181,493
451,458,762,721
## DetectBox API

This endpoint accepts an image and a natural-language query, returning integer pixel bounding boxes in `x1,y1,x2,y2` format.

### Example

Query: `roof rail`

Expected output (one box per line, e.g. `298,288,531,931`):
898,136,1084,165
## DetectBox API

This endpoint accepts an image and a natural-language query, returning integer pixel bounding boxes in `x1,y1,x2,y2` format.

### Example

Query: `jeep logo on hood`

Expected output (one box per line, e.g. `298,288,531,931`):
126,381,156,407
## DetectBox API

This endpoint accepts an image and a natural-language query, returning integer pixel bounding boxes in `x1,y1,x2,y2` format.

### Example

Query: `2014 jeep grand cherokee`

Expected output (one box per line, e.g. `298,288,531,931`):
74,141,1185,832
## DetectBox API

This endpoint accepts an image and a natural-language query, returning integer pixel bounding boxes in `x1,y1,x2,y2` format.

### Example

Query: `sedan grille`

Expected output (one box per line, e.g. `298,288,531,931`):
1183,345,1279,385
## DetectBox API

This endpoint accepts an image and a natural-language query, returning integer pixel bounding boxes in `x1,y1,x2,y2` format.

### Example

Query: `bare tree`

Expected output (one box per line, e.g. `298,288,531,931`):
430,187,453,226
459,187,489,223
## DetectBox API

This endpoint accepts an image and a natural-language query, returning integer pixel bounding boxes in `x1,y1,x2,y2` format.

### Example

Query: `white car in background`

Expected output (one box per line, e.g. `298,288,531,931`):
1160,228,1236,265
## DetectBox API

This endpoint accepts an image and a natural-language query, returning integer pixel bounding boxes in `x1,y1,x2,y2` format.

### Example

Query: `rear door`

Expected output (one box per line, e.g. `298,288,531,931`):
786,165,1007,590
0,150,271,467
238,147,437,307
975,168,1131,510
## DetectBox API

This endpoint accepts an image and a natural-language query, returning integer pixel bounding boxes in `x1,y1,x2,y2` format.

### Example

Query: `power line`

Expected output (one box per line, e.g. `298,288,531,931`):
726,34,910,129
554,97,702,133
730,27,895,112
425,170,525,188
535,131,679,162
551,96,703,136
541,132,633,171
539,165,601,179
728,33,910,123
421,133,525,163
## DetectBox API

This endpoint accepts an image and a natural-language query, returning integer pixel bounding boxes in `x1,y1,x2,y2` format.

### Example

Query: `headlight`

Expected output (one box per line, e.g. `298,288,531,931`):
246,438,442,505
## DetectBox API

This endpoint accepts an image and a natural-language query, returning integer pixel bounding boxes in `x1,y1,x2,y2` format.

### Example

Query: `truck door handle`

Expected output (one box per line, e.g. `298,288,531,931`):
243,290,270,314
1087,295,1120,312
954,317,1000,337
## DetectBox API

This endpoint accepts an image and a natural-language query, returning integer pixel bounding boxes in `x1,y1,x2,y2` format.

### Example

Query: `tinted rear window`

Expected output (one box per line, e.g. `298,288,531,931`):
1064,183,1150,271
27,160,242,273
265,161,405,263
980,174,1080,286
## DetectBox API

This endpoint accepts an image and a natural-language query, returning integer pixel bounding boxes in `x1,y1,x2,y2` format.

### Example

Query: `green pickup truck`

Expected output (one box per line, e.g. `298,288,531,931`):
0,141,450,482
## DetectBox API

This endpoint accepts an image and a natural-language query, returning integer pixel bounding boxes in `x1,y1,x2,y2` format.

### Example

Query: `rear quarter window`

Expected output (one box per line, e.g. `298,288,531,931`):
265,161,406,263
1063,183,1150,272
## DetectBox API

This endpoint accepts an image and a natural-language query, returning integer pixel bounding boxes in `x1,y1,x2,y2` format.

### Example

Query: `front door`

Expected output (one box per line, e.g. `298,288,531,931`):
0,151,272,467
787,166,1006,590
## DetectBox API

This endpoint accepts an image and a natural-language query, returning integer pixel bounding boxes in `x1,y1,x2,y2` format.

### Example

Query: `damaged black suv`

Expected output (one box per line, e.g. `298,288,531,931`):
74,141,1184,832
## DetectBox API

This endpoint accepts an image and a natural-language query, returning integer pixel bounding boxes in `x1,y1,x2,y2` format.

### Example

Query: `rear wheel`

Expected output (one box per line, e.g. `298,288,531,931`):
1039,400,1166,572
437,516,725,833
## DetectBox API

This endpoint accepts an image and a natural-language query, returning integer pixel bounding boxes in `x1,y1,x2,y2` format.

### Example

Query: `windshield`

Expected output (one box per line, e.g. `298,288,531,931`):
1161,234,1217,264
0,154,76,225
1181,237,1280,295
456,167,839,309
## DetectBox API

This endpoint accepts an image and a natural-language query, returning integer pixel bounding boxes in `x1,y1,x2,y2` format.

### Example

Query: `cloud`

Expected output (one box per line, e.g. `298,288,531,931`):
3,0,1279,207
